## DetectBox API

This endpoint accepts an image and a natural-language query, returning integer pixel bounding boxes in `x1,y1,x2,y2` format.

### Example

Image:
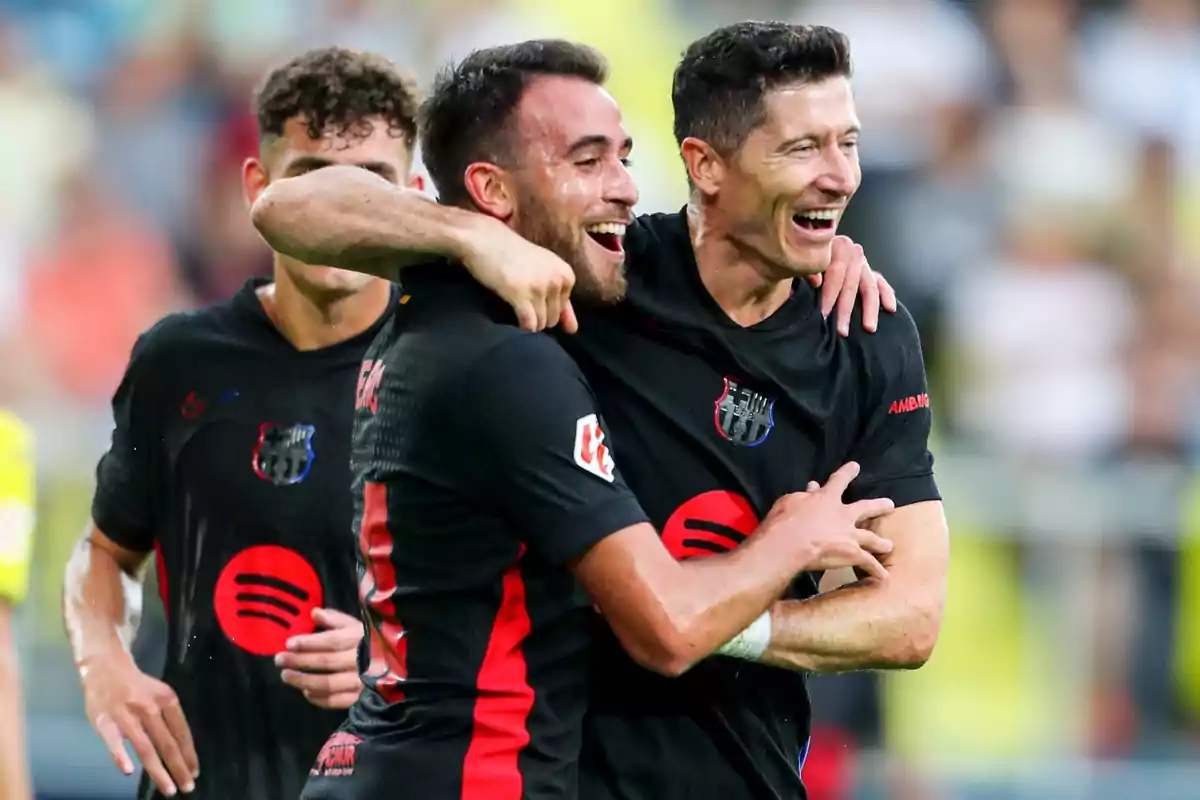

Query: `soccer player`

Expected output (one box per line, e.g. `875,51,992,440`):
61,48,422,800
0,411,35,800
255,27,948,800
295,41,897,800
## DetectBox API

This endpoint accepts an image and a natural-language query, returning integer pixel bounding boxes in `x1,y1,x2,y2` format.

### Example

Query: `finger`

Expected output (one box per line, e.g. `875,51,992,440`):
851,497,895,524
559,300,579,335
282,669,362,696
143,712,195,793
834,246,864,337
879,272,898,313
311,607,361,630
276,647,358,673
287,627,362,653
514,303,537,333
94,714,136,775
545,291,565,333
857,530,894,556
304,689,363,710
859,260,881,333
854,552,888,581
818,245,847,319
121,717,177,796
821,462,861,496
806,273,823,289
159,699,199,778
805,481,820,492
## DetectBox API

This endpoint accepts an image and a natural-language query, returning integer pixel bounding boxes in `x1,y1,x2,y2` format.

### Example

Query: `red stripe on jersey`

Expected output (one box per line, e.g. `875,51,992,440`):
153,540,168,620
460,551,535,799
359,481,408,702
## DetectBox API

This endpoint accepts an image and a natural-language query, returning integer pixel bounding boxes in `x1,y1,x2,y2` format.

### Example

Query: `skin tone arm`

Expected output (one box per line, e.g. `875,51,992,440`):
758,500,949,673
250,165,894,335
0,599,30,800
573,463,895,677
63,524,199,796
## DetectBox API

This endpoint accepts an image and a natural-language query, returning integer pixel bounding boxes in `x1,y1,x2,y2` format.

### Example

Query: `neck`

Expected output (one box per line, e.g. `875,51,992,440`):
261,263,391,351
686,201,792,328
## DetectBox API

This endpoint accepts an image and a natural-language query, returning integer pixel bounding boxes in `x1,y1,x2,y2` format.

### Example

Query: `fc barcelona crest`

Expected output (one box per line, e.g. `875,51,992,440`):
252,422,316,486
713,378,775,447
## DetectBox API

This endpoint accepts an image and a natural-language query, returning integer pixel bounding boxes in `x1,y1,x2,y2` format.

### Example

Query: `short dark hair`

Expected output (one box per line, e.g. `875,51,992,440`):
672,22,852,157
254,46,419,147
420,39,609,206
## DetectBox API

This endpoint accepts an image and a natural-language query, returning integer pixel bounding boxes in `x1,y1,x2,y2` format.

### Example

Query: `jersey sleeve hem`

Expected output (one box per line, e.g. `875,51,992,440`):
850,472,941,509
90,498,154,554
530,493,650,567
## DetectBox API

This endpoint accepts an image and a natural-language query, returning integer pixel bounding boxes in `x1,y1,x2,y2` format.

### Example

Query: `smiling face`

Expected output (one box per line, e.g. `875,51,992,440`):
505,75,639,303
713,76,862,278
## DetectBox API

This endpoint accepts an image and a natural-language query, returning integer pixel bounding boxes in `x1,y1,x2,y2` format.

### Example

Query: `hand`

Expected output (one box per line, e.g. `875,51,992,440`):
461,217,579,334
807,236,898,337
760,462,895,580
276,608,364,710
81,656,198,796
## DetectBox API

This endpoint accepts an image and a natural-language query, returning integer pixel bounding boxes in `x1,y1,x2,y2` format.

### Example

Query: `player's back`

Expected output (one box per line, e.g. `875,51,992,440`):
306,263,621,800
92,278,395,800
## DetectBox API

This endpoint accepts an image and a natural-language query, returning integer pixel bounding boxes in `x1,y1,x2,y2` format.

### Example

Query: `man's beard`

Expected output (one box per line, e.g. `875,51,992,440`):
514,189,626,305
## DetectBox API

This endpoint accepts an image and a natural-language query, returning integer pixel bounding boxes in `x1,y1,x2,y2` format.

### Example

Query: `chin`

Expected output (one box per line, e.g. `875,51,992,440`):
301,265,377,294
780,242,834,278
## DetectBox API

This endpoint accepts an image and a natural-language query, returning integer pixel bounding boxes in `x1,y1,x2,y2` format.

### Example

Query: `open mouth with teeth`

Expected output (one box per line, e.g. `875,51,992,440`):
585,222,627,253
792,210,838,231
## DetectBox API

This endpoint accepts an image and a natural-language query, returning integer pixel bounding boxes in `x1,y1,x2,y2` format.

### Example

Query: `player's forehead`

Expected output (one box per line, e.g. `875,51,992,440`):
756,76,859,143
513,75,630,157
272,115,411,172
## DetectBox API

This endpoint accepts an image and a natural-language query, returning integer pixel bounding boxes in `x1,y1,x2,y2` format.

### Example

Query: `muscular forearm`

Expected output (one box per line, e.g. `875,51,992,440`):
759,576,942,673
250,165,498,279
62,536,143,669
0,606,30,800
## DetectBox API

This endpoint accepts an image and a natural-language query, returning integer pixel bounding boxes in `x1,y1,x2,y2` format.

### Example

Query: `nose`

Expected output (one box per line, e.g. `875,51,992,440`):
605,157,640,210
814,145,860,198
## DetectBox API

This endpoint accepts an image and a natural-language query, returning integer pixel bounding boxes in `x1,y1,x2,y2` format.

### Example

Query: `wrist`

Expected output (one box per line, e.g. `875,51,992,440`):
714,611,772,661
453,212,507,266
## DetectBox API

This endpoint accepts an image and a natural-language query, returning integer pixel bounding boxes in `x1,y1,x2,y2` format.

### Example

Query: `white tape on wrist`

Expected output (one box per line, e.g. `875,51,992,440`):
714,611,772,661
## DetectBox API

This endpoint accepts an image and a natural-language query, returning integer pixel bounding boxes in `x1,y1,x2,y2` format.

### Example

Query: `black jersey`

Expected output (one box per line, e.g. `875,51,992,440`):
301,265,649,800
566,211,941,800
91,278,396,800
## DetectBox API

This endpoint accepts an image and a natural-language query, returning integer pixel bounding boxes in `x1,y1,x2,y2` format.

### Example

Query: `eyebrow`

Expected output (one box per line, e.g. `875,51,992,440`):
775,125,861,153
565,134,634,156
285,155,397,180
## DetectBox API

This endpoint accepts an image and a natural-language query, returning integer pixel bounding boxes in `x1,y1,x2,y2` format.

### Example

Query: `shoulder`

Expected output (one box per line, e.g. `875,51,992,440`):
626,209,689,263
843,300,925,370
128,302,241,369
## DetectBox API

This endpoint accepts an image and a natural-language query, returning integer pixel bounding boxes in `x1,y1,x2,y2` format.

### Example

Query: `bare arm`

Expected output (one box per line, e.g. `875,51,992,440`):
0,602,29,800
62,523,148,672
250,166,577,332
63,524,199,795
250,166,496,280
572,470,895,678
573,523,805,677
758,501,949,673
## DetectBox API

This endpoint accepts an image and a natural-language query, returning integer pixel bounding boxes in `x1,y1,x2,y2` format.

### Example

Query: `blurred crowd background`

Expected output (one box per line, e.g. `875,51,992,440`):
3,0,1200,797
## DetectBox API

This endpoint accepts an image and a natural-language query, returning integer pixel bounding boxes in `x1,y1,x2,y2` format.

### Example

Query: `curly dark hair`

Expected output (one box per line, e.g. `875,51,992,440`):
672,23,852,157
254,47,420,147
419,40,609,206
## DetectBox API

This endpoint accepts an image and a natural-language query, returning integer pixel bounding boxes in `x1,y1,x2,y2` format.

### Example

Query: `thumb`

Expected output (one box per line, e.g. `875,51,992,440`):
312,607,361,630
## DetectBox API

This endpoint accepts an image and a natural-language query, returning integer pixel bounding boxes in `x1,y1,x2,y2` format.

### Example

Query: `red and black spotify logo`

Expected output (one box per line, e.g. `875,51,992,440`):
213,545,323,656
661,491,760,561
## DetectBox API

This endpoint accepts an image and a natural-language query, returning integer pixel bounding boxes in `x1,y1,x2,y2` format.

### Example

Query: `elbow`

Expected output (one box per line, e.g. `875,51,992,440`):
621,623,703,678
249,185,290,247
887,600,943,669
